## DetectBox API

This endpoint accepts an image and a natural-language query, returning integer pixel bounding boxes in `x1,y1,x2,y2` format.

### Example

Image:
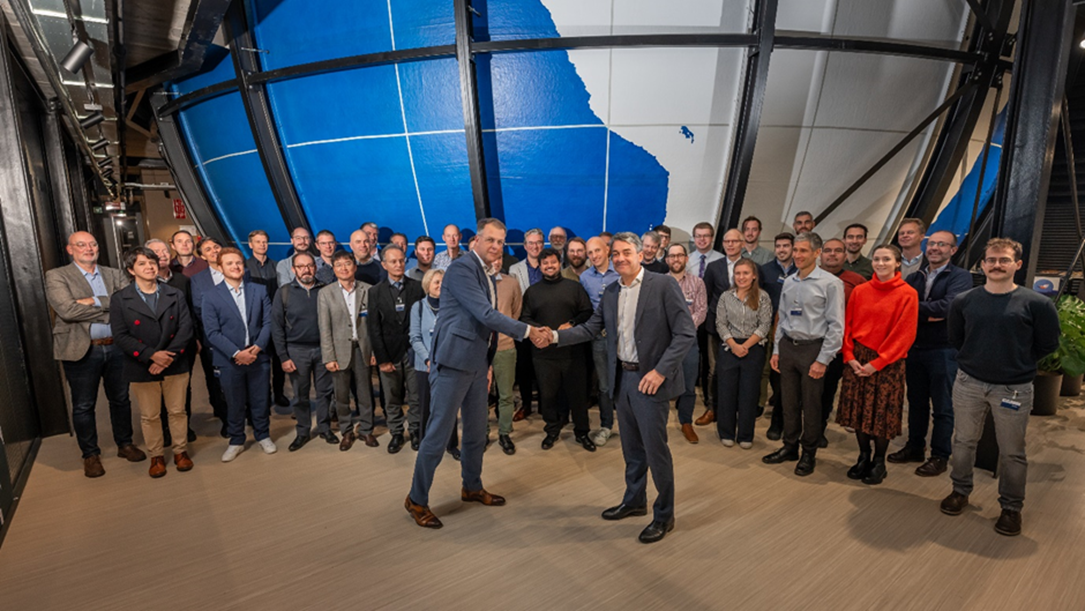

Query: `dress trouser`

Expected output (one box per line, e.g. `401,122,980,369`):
410,365,488,506
820,354,846,431
62,343,133,458
616,367,675,522
331,343,373,436
591,334,614,429
219,358,271,445
417,370,458,449
515,340,536,414
535,356,589,437
198,340,228,421
131,373,189,457
717,342,766,443
675,343,700,424
492,348,517,436
378,354,420,437
905,347,958,459
288,344,333,437
778,339,824,455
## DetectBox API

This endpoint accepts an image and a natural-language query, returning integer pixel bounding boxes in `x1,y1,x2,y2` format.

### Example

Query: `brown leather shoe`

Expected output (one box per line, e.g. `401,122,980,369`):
83,455,105,478
461,487,506,506
405,495,443,529
915,456,947,477
173,452,194,472
117,444,147,462
339,430,356,451
148,456,167,478
363,433,379,447
681,423,699,444
512,408,526,422
694,409,716,426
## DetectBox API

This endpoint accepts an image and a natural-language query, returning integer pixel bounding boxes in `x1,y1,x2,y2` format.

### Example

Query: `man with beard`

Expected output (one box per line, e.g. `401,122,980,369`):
561,237,590,280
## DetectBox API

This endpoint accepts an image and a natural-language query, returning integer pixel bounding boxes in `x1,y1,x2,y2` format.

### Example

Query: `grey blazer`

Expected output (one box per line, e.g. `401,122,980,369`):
557,270,696,401
508,259,533,294
45,261,131,361
317,280,373,369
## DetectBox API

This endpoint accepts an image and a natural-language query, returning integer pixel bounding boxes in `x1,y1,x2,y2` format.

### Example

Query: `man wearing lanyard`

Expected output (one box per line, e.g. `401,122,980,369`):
46,232,145,477
580,236,620,445
763,232,845,477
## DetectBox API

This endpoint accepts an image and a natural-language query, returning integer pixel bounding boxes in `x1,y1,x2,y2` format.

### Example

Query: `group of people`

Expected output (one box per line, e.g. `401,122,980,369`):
46,210,1059,543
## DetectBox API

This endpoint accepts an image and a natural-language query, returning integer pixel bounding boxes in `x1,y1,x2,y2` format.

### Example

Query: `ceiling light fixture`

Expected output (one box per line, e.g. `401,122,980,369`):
32,9,109,24
60,40,94,74
62,80,114,89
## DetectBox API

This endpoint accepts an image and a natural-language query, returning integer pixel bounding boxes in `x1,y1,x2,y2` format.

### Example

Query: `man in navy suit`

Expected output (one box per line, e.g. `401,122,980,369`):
405,218,553,529
554,232,696,543
201,247,274,463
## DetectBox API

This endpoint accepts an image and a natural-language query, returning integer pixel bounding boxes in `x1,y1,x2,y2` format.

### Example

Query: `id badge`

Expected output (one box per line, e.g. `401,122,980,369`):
359,309,368,318
790,308,803,317
777,276,785,284
395,303,405,313
1000,398,1021,411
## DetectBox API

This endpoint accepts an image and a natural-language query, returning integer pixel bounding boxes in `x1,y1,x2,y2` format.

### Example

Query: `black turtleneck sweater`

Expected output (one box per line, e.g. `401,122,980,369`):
520,275,593,360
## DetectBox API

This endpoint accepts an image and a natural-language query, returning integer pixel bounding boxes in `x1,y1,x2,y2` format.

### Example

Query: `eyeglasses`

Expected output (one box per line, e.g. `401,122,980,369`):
983,257,1016,266
927,241,954,248
665,254,687,260
333,262,355,269
722,239,742,244
71,241,98,249
293,264,316,270
693,233,712,240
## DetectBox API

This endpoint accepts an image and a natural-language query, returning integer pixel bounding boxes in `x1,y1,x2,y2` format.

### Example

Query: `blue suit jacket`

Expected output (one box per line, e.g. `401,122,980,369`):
905,263,973,351
557,270,696,401
190,268,251,336
201,281,272,368
430,252,529,374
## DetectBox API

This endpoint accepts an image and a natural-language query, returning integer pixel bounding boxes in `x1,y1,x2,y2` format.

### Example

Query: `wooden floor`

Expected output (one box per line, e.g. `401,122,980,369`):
3,367,1085,611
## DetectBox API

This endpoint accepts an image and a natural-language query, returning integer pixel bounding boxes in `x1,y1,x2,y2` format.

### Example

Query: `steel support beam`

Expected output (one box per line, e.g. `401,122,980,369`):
124,0,233,92
990,0,1076,285
715,0,777,245
43,102,79,240
151,92,231,243
455,0,490,220
224,2,310,234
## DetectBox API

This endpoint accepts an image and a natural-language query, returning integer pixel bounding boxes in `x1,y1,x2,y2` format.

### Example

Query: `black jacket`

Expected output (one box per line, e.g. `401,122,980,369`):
110,283,194,383
905,263,974,351
367,276,425,364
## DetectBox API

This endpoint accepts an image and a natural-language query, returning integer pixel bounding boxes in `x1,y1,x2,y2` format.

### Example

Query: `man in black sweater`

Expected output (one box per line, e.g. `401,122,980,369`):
366,245,425,453
271,252,335,451
940,238,1060,537
521,248,595,451
351,229,386,286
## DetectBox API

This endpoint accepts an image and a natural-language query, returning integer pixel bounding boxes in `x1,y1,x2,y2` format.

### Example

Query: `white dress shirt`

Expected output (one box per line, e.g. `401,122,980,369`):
617,267,645,363
226,281,249,352
341,281,359,341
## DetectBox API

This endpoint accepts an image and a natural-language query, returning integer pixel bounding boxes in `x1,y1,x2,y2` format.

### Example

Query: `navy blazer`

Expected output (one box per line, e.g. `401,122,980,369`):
190,267,251,336
905,263,973,351
430,252,529,374
110,283,194,383
557,270,696,401
201,280,272,368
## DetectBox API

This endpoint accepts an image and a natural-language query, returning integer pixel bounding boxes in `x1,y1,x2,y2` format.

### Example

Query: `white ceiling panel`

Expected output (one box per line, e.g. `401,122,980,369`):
833,0,969,47
610,47,744,126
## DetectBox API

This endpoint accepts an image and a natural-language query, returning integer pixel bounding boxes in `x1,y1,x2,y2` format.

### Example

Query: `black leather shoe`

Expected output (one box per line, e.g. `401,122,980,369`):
818,434,829,449
447,447,461,461
887,445,925,464
762,446,799,464
187,429,197,443
794,453,816,476
541,434,559,450
638,519,675,544
321,431,339,444
940,491,969,516
388,433,405,454
410,434,420,451
575,434,597,452
499,434,516,455
847,453,871,480
219,424,229,439
915,456,948,477
861,458,887,485
766,426,782,441
601,504,648,521
288,435,310,452
994,509,1022,536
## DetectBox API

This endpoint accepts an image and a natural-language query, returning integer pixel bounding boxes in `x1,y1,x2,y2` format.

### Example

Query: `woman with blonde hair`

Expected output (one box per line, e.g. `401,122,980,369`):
409,268,459,459
716,258,773,448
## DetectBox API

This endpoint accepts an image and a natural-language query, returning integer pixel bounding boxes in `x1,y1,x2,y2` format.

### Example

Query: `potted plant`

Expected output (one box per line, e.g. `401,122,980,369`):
1036,295,1085,414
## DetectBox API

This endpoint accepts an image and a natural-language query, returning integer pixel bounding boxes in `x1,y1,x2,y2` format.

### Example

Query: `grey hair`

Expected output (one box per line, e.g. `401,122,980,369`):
641,230,660,245
794,231,823,251
144,238,168,249
381,244,405,257
524,227,544,239
612,232,643,253
476,217,506,233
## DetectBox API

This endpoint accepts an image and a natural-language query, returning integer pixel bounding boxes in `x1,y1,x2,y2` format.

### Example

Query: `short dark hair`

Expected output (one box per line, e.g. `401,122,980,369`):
774,232,794,244
985,237,1023,261
741,216,762,231
316,229,336,241
653,224,671,236
390,232,407,243
124,247,159,273
692,222,714,237
331,250,355,266
197,237,222,256
248,229,269,241
415,236,436,249
843,223,868,238
170,230,193,244
794,210,814,221
567,237,587,249
382,244,405,259
538,247,562,264
599,231,613,239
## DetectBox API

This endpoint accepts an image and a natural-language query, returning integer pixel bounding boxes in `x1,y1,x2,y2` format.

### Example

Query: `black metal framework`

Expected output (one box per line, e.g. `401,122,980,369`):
125,0,233,92
224,1,310,234
455,0,490,220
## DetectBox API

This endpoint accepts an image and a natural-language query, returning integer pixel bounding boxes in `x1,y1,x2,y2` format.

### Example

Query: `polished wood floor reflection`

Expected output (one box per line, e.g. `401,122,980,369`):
2,370,1085,610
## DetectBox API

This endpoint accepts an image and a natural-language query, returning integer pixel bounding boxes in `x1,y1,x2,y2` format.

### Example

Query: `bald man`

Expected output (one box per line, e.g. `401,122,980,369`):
276,227,315,286
433,224,464,270
46,231,145,477
351,229,386,285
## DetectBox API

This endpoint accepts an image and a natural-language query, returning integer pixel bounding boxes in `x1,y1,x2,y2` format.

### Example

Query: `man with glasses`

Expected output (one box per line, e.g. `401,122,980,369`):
276,227,315,286
47,232,145,477
666,244,707,444
511,228,546,420
939,238,1059,536
313,230,338,285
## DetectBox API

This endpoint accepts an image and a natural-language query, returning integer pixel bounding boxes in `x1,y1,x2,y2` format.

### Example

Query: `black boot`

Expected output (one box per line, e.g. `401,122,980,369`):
862,458,888,485
847,452,871,480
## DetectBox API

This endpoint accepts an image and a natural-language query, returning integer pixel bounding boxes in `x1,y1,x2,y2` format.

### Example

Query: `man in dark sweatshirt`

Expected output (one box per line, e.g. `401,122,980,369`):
271,252,335,451
940,238,1060,537
521,248,595,451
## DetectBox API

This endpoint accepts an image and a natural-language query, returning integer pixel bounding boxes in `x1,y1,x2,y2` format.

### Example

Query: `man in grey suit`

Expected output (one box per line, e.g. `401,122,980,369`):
552,232,696,543
46,231,146,477
405,218,553,529
318,250,377,451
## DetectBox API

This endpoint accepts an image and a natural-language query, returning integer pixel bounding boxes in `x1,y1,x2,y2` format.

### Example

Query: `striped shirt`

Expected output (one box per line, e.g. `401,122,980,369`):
673,273,708,328
716,289,773,346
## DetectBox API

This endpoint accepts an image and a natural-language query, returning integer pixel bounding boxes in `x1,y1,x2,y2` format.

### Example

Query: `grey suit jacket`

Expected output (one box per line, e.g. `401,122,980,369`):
46,261,131,361
317,280,373,369
509,259,533,294
557,270,696,401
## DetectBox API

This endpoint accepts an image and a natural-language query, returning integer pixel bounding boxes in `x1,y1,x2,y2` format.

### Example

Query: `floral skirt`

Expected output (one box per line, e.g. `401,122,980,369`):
836,341,905,439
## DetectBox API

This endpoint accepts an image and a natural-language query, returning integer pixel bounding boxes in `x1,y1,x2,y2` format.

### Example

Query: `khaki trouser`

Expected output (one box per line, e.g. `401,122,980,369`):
131,373,190,457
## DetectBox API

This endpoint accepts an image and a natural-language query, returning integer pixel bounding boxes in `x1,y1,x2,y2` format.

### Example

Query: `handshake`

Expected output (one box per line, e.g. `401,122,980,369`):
528,325,555,349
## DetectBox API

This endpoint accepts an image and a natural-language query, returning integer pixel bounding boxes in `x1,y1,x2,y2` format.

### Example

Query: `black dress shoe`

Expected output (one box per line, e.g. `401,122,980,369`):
755,405,765,418
499,434,516,455
602,504,648,521
861,458,887,485
288,435,310,452
994,509,1022,536
219,424,229,438
762,446,799,464
766,426,782,441
541,434,559,450
818,434,829,449
388,433,405,454
321,431,340,444
410,434,420,451
915,456,948,477
575,434,597,452
886,445,925,464
638,519,675,544
447,447,461,461
847,453,871,480
187,429,197,443
794,453,816,476
274,395,291,408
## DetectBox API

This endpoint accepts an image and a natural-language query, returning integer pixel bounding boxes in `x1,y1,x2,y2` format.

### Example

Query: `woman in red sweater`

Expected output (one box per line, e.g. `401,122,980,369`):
837,244,919,485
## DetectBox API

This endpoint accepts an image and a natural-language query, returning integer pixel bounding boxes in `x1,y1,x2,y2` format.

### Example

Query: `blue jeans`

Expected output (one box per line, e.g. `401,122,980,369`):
62,344,133,458
905,347,958,458
675,343,699,424
950,371,1032,512
592,334,614,429
219,358,272,445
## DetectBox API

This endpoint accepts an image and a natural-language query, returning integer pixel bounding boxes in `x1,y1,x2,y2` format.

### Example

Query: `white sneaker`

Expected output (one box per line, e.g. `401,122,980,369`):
739,441,753,450
221,444,244,462
591,428,612,446
721,438,735,448
258,438,278,454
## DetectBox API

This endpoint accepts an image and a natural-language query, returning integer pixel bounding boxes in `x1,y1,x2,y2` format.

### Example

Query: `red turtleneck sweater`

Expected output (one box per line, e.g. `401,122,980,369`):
843,272,919,370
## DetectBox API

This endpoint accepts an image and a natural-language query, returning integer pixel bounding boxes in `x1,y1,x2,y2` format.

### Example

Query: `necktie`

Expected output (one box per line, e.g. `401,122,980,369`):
699,254,706,278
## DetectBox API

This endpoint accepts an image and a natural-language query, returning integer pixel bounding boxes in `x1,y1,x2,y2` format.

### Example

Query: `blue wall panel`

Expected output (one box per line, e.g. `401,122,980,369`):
399,58,463,133
268,67,402,145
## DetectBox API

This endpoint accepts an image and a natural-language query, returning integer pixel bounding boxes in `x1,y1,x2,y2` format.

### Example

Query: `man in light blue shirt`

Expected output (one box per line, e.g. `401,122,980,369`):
580,237,621,445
